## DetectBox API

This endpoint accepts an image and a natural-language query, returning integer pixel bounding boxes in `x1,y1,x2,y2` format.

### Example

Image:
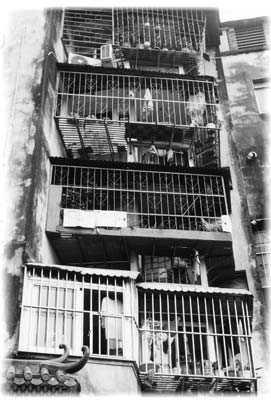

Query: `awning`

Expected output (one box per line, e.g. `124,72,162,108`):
26,263,140,280
136,281,253,297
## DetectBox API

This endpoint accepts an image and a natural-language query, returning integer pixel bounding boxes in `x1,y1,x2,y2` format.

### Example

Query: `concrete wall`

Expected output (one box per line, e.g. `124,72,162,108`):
2,9,66,353
77,358,141,394
221,50,270,218
219,49,270,394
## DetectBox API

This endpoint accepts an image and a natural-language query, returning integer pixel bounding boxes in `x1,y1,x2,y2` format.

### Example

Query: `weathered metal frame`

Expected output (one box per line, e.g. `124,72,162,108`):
51,163,228,231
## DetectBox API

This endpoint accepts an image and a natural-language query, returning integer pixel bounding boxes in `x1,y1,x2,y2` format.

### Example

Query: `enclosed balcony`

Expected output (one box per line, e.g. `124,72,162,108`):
55,65,220,167
137,285,256,393
62,8,209,69
46,158,232,265
113,8,206,69
19,263,256,393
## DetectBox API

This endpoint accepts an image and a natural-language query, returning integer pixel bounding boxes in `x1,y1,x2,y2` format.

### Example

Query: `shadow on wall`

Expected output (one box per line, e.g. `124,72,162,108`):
3,270,22,356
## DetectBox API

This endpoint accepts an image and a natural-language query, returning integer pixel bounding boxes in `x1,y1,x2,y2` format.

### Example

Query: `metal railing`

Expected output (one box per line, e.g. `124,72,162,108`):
19,265,138,361
138,289,254,379
51,163,228,232
55,69,218,127
62,8,206,58
114,8,206,53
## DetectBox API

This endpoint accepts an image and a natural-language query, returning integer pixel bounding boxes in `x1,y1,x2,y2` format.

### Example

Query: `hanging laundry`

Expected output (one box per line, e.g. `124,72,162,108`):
143,88,153,113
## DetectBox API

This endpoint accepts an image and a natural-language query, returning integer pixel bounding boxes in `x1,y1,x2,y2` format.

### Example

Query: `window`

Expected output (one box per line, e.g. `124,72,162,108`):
253,79,270,114
19,265,138,359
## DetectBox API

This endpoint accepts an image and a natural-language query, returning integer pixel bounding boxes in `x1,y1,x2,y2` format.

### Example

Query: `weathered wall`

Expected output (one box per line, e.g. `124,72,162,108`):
2,9,66,353
222,50,270,218
219,49,270,394
78,359,141,394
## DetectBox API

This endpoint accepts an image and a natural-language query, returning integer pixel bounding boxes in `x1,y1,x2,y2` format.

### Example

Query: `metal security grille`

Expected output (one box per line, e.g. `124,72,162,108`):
114,8,206,52
142,256,193,284
19,265,138,359
62,8,206,58
254,221,271,288
55,69,218,127
51,164,228,231
235,25,267,50
62,8,113,58
138,289,254,379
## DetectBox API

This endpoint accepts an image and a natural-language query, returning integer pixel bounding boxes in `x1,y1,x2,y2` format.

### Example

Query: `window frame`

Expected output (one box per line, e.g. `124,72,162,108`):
19,265,138,360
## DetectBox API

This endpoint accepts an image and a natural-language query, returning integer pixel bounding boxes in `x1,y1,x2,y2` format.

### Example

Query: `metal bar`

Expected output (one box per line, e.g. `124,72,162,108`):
73,117,88,159
103,119,114,160
167,293,172,372
226,298,236,376
158,292,163,373
174,294,181,374
196,296,204,374
219,297,229,375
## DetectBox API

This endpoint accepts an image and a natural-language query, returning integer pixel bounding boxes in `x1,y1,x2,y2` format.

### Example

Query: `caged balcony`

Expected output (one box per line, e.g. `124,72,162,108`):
113,8,206,68
62,8,207,69
19,264,256,393
55,65,220,167
137,286,256,392
46,159,232,265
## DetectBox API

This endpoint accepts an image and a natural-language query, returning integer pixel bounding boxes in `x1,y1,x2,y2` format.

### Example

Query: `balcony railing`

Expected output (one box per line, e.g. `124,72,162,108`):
114,8,205,52
62,8,206,64
138,285,255,391
50,162,229,232
19,264,255,393
56,68,218,127
55,67,220,166
19,264,139,360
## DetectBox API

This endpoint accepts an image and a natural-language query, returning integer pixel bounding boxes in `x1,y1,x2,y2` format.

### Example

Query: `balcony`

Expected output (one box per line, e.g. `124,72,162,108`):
55,65,220,167
46,158,232,265
138,283,256,393
19,263,256,393
113,8,206,69
62,8,206,69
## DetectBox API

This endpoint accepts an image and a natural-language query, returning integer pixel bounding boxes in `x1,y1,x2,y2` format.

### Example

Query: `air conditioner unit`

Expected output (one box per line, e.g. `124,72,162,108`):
68,53,102,66
100,44,113,61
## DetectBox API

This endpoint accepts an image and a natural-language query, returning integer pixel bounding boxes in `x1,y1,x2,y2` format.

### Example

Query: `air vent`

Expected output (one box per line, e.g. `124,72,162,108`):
235,24,266,50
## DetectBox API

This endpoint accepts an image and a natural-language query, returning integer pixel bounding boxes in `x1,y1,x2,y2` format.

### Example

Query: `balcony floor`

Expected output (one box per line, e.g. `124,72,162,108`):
139,372,256,393
47,227,232,265
120,47,199,69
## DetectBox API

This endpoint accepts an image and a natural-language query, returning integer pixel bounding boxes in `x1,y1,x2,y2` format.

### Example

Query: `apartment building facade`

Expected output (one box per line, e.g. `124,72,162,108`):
2,8,267,395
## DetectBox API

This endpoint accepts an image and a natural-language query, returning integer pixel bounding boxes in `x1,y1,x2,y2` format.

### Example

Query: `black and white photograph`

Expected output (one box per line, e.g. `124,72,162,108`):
0,0,270,397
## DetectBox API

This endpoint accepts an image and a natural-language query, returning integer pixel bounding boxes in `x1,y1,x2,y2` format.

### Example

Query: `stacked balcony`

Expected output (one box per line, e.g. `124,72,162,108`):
62,8,206,70
19,263,256,393
42,7,256,394
55,65,220,167
113,8,206,69
46,159,232,265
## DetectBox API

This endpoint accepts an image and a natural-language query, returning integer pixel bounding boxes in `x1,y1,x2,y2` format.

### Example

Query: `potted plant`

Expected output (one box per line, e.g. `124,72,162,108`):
203,360,211,375
212,361,225,377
